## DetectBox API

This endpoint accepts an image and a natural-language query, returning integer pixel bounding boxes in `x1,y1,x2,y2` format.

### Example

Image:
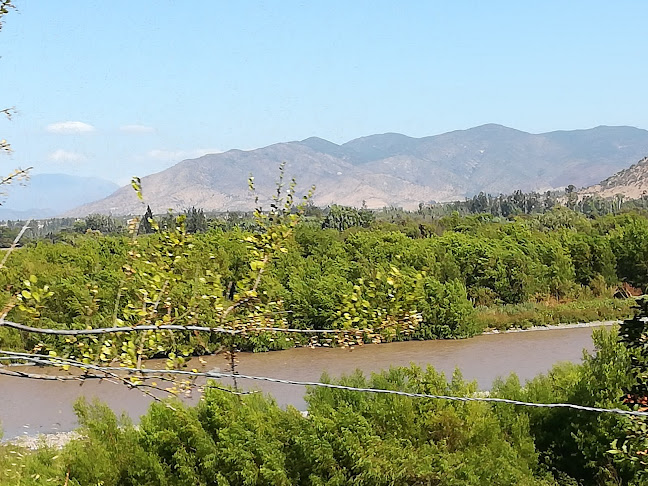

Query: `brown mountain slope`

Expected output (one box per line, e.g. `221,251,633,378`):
67,124,648,216
68,142,458,216
580,157,648,199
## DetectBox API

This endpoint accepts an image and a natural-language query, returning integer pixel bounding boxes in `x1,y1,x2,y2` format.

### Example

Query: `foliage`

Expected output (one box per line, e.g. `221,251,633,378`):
415,277,478,338
608,216,648,290
184,206,207,234
0,367,558,485
73,213,122,235
2,207,646,358
493,327,637,484
321,204,374,231
476,298,633,331
609,297,648,478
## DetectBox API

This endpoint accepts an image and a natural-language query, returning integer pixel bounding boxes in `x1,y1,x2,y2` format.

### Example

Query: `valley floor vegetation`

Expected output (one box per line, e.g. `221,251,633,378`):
3,196,648,484
0,205,643,355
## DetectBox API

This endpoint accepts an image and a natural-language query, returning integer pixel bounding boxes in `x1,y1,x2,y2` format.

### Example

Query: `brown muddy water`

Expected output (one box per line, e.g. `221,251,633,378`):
0,324,613,440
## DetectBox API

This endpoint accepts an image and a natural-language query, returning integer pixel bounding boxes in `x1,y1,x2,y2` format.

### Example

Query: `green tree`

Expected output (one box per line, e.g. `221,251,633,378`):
138,205,154,235
565,184,578,210
415,276,478,338
610,298,648,479
0,226,19,247
494,327,635,484
184,206,207,234
609,217,648,290
322,204,374,231
74,213,121,235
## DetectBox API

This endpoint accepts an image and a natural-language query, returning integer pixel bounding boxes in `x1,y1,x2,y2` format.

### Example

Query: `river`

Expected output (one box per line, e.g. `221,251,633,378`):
0,323,613,440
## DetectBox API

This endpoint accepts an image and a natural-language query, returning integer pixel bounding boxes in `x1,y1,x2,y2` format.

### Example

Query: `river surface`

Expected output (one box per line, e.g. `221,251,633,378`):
0,324,611,439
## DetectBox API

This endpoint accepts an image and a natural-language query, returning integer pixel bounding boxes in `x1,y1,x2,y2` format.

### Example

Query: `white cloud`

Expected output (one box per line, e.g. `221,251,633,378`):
46,121,95,134
146,148,220,161
120,124,155,134
48,149,86,162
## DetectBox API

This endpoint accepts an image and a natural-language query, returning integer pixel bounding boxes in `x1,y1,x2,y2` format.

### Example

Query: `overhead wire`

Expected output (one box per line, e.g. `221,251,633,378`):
1,349,646,418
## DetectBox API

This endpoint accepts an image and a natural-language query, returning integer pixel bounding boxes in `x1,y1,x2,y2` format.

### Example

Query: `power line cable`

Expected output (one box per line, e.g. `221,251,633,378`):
1,349,646,418
0,318,346,336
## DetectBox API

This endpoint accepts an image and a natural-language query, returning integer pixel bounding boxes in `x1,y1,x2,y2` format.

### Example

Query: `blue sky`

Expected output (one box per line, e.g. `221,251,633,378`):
1,1,647,184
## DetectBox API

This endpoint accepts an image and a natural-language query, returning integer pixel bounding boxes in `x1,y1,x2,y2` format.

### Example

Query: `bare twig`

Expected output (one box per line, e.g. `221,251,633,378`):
251,255,269,294
0,218,31,270
0,296,16,320
0,350,253,397
111,285,123,325
221,255,269,321
0,351,172,404
0,318,349,336
0,368,107,381
1,107,16,119
151,279,169,313
0,167,31,186
221,296,254,322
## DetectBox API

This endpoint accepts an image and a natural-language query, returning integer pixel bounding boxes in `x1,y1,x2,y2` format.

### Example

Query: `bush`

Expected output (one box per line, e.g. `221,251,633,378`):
415,277,481,338
476,298,634,331
493,327,637,484
1,367,559,485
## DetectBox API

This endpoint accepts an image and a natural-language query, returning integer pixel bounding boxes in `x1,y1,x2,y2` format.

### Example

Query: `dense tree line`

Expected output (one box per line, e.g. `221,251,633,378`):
418,189,648,219
1,207,646,355
5,186,648,245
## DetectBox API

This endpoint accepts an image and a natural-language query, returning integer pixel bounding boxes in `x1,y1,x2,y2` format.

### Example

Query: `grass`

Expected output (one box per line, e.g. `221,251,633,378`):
475,298,635,331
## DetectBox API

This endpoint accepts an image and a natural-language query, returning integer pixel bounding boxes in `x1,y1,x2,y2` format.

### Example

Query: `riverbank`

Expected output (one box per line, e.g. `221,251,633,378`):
3,431,80,450
1,322,611,441
474,297,633,332
483,319,619,334
2,320,620,448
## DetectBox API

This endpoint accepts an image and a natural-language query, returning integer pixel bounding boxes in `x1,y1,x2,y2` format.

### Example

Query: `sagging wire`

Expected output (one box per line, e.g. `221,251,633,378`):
1,349,646,418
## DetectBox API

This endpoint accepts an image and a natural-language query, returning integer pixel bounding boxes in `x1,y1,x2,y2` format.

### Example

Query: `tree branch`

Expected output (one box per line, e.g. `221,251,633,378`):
0,167,31,185
0,318,348,336
0,218,31,270
0,368,107,381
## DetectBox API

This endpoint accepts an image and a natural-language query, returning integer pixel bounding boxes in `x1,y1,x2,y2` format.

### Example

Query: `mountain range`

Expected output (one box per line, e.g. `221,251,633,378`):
581,157,648,199
0,174,119,220
64,124,648,216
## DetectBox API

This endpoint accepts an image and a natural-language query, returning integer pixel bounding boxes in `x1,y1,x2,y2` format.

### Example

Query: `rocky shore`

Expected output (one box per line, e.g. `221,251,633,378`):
4,431,81,450
482,320,619,335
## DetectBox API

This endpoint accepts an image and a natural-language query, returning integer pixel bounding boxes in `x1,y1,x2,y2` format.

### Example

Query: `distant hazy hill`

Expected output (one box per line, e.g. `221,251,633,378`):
580,157,648,199
0,174,119,220
68,124,648,216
